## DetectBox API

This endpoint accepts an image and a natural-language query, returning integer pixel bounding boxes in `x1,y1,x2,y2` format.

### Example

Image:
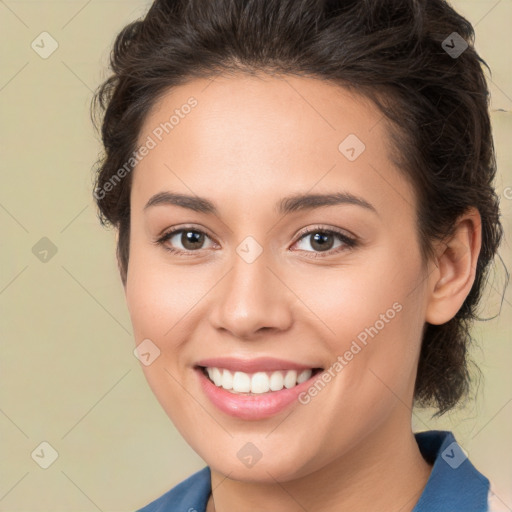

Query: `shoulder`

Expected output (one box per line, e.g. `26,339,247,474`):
136,466,211,512
487,481,511,512
413,430,491,512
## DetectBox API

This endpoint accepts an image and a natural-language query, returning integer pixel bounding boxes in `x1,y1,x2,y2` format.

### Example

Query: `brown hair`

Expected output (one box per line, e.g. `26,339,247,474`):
91,0,503,414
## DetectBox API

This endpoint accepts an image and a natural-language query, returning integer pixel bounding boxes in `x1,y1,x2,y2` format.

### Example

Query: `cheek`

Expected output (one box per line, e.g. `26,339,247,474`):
302,249,421,345
309,248,426,399
124,250,211,429
125,244,208,340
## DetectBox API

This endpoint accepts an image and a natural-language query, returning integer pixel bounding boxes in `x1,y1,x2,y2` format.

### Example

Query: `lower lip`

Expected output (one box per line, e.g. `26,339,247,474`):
196,368,321,420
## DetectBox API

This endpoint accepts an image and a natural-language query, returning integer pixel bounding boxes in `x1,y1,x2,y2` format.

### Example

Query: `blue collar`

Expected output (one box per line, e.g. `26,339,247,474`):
412,430,489,511
137,430,490,512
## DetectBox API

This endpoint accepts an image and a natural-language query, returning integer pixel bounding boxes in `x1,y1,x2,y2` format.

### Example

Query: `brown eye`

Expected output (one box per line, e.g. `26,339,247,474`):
180,230,206,250
308,232,335,252
157,227,215,254
293,227,357,257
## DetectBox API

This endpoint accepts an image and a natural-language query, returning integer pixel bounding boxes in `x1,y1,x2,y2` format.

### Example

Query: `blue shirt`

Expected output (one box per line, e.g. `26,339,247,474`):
137,430,491,511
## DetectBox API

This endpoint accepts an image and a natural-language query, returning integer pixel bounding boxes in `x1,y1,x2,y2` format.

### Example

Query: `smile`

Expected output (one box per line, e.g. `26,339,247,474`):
201,367,323,394
194,358,325,420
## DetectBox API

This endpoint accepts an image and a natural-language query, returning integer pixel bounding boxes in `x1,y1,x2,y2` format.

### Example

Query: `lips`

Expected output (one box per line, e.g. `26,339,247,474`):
194,357,324,420
195,356,321,373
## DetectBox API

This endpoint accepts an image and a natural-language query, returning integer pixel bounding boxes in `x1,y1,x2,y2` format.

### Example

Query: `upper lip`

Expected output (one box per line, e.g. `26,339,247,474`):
195,357,322,373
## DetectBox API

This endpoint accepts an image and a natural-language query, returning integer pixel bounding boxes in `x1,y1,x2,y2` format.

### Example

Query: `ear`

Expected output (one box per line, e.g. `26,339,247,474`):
425,208,482,325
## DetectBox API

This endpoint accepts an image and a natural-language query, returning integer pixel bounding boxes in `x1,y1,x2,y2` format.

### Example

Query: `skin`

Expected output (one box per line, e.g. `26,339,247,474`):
124,73,481,511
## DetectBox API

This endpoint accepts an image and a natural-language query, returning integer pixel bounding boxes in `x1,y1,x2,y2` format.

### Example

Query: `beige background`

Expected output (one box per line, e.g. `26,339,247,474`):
0,0,511,510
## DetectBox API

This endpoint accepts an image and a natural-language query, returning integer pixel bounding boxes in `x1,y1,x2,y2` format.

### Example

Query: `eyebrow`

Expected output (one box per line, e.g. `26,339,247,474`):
144,191,377,216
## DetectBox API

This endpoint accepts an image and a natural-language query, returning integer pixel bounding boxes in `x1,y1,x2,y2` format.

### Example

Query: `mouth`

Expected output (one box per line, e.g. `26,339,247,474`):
193,356,326,420
197,366,324,395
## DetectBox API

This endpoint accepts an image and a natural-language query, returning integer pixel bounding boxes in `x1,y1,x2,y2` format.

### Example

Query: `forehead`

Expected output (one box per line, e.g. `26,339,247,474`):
132,73,413,216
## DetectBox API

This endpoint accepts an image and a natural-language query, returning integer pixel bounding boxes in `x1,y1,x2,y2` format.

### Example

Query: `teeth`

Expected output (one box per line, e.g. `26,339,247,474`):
212,367,223,386
269,371,284,391
297,369,312,384
222,369,233,390
284,370,297,389
204,367,313,394
233,371,251,392
251,372,270,394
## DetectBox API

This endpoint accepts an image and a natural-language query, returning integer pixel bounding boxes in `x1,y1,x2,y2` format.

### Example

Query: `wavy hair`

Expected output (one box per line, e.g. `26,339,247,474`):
91,0,503,414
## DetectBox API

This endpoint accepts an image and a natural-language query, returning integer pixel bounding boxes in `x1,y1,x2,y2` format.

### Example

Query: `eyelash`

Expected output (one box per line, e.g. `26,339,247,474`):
154,224,358,258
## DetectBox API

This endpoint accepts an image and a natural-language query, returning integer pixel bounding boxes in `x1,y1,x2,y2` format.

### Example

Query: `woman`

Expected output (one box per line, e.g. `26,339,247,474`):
91,0,506,510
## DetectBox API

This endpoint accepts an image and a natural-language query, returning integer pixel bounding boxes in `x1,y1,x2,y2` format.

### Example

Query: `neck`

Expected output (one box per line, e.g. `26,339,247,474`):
207,415,432,512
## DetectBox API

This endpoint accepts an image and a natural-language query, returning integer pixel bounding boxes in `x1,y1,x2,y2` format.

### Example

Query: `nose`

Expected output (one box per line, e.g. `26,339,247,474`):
208,248,293,340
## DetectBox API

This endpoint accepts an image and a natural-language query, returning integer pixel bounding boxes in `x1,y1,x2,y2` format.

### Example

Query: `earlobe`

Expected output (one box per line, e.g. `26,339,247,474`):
425,208,482,325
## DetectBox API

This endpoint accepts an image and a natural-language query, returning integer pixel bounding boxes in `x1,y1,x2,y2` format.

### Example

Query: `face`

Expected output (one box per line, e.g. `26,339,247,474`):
126,73,431,482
